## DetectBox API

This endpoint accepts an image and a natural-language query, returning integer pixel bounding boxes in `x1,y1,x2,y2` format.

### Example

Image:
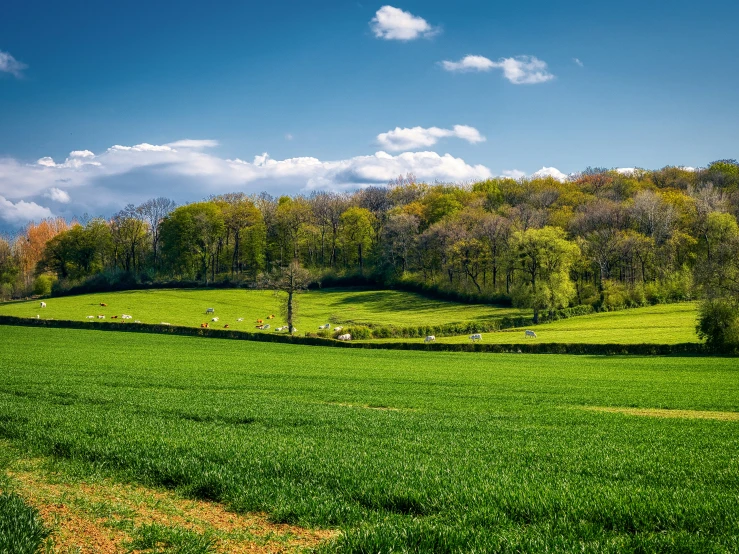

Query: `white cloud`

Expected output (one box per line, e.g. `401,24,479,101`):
0,50,27,78
616,167,636,175
502,169,526,180
377,125,485,151
44,187,71,203
0,195,52,224
370,6,439,41
573,58,584,67
285,133,294,141
531,167,568,182
442,54,554,84
440,55,495,73
0,140,492,227
165,139,219,149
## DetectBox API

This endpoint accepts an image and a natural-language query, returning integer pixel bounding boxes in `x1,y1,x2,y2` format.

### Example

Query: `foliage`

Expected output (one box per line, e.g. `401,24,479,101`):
697,298,739,349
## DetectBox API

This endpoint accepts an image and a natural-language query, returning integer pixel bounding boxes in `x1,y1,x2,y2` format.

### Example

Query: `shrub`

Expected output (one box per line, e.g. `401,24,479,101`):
33,274,55,296
696,299,739,350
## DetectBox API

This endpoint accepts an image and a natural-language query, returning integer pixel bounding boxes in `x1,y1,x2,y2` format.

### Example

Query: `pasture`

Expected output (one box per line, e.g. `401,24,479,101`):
0,325,737,552
369,302,701,345
0,287,526,333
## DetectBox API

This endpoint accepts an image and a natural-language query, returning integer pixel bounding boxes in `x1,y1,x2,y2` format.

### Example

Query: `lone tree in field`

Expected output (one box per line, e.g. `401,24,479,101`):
269,260,311,335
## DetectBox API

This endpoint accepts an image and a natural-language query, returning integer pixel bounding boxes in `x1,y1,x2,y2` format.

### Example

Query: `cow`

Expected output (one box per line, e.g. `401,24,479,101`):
97,315,105,319
224,324,229,328
86,315,94,319
40,301,46,308
425,335,436,342
237,318,244,322
268,314,276,319
319,323,330,329
257,319,263,324
111,315,118,319
276,326,285,332
469,333,482,342
206,308,214,314
256,324,264,329
201,323,209,328
263,324,270,330
338,333,352,341
524,330,537,339
333,326,343,332
100,303,107,307
211,317,219,322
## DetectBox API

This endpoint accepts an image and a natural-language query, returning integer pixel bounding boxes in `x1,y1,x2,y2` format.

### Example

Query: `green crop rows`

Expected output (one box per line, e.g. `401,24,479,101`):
0,325,737,552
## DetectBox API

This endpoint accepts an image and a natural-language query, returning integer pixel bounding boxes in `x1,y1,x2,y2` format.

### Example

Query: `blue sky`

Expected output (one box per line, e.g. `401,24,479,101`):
0,0,737,228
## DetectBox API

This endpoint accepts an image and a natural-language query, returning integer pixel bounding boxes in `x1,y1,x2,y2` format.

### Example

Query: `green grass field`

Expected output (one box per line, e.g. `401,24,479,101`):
0,288,526,333
0,326,737,552
366,302,700,345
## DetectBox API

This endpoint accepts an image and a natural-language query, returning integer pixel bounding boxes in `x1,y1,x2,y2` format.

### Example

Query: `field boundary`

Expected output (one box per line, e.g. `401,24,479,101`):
0,315,726,356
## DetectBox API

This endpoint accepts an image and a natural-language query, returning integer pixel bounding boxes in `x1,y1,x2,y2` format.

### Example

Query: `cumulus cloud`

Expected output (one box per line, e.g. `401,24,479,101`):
0,195,52,224
442,54,554,84
573,57,584,67
376,125,485,151
44,187,71,203
502,169,527,180
531,167,568,181
0,50,27,78
440,55,495,73
0,140,492,227
370,6,439,40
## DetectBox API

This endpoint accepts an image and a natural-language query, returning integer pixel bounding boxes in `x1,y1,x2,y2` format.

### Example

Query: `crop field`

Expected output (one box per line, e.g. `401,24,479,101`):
1,325,737,552
367,302,700,345
0,288,527,333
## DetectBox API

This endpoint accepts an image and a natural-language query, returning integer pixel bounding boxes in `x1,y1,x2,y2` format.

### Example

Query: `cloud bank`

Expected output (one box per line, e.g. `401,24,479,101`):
0,139,493,228
442,55,554,84
376,125,485,151
370,6,439,40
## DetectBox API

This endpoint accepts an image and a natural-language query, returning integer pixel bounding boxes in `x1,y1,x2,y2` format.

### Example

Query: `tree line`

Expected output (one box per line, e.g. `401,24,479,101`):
1,160,738,345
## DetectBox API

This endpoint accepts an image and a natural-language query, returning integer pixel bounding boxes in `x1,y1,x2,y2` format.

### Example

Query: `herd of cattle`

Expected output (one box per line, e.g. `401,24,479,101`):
36,301,540,342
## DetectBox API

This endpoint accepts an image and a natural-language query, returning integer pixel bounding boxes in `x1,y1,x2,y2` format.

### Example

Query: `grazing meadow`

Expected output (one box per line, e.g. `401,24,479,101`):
0,287,527,333
0,325,737,552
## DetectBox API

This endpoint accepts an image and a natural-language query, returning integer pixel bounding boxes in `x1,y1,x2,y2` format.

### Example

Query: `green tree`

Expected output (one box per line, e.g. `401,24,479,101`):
339,207,375,273
511,226,580,323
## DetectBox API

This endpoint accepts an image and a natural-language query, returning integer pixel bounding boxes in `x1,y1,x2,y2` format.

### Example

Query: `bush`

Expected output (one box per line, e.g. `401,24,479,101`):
697,299,739,350
33,274,55,296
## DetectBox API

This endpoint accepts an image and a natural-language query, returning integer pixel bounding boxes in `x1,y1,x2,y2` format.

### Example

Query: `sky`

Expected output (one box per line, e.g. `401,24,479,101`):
0,0,738,230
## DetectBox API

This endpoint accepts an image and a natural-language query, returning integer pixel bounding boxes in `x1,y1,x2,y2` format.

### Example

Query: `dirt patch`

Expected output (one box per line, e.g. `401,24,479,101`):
580,406,739,421
8,459,337,553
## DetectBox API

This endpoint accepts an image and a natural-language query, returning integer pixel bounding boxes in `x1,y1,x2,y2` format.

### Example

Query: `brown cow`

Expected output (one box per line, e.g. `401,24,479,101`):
100,303,107,307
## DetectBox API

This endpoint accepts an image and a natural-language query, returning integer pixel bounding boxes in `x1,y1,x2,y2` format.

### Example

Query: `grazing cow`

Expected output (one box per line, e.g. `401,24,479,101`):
224,324,229,328
338,333,352,341
263,324,270,330
86,315,94,319
211,317,219,322
40,301,46,308
237,318,244,322
201,323,209,328
269,314,275,319
121,314,132,319
98,315,105,319
469,333,482,342
256,319,263,324
206,308,214,314
256,324,264,329
275,326,285,332
333,326,343,332
425,335,436,342
524,330,537,339
111,315,118,319
100,303,107,307
319,323,330,329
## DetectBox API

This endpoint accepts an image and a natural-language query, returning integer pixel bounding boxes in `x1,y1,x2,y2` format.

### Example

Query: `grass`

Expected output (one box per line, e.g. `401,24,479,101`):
0,492,50,554
0,287,527,334
365,302,700,344
1,325,737,552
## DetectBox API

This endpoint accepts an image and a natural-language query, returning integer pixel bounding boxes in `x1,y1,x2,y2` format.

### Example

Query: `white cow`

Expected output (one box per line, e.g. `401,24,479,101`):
319,323,331,329
134,320,141,323
97,315,105,319
263,324,270,330
121,314,132,319
40,302,46,308
469,333,482,342
425,335,436,342
338,333,352,341
211,317,219,322
206,308,215,314
524,330,537,339
237,318,244,322
86,315,94,319
333,326,343,332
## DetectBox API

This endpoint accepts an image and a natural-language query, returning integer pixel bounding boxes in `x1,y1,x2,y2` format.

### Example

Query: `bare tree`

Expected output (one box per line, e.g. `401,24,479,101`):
137,197,176,267
268,260,311,335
